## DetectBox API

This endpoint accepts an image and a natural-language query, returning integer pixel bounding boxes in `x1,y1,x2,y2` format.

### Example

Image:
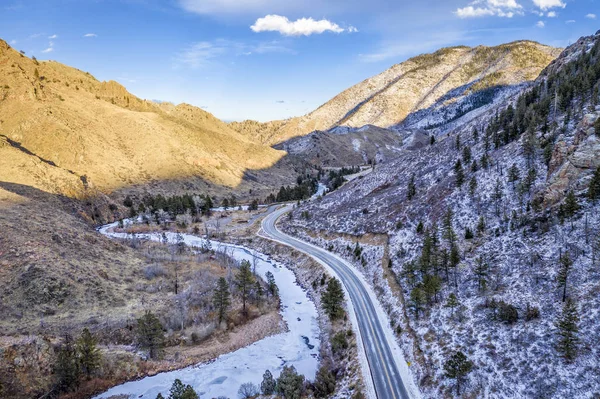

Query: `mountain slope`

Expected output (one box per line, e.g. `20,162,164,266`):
282,32,600,398
0,39,288,198
232,41,561,145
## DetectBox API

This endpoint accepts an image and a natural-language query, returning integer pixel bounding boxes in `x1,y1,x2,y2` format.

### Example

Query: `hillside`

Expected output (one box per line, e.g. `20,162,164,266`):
0,39,291,201
283,32,600,398
232,41,561,145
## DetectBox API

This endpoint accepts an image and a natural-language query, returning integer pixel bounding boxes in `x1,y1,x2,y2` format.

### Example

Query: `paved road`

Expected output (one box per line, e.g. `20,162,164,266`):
259,205,412,399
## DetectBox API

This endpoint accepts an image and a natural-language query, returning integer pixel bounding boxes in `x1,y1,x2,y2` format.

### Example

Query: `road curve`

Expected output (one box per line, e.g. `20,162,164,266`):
259,205,414,399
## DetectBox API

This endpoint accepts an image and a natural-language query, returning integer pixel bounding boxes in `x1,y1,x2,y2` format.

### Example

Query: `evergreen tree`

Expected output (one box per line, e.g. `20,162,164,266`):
445,293,459,317
469,176,477,198
409,284,426,320
407,173,417,200
477,215,486,234
557,252,573,302
494,179,503,216
454,159,465,188
277,365,305,399
265,271,278,297
235,260,255,314
462,146,471,165
556,298,580,363
213,277,231,324
508,164,520,188
588,167,600,203
472,127,479,142
156,394,165,399
473,256,489,293
167,379,198,399
76,328,101,379
137,311,165,359
444,350,473,395
54,334,80,392
430,135,436,145
564,190,580,229
321,278,345,320
313,364,336,397
261,370,276,395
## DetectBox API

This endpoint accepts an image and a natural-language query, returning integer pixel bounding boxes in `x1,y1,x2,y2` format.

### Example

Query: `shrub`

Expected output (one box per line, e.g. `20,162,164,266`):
526,304,540,321
143,264,167,280
331,331,349,355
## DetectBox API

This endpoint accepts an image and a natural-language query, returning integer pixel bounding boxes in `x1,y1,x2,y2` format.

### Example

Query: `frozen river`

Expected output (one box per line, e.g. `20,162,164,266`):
94,222,320,399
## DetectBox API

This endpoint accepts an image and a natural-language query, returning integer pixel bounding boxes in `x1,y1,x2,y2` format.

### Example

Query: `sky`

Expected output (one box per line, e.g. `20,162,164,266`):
1,0,598,122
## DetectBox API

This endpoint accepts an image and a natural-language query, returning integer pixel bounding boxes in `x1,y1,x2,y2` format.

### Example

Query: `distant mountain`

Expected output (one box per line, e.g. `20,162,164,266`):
231,41,562,145
0,39,290,200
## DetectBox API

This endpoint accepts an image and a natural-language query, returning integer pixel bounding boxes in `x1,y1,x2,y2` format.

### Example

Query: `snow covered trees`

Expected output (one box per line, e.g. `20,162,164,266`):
443,350,473,395
213,277,231,325
454,159,464,188
407,173,416,200
588,167,600,203
556,298,580,362
321,277,345,320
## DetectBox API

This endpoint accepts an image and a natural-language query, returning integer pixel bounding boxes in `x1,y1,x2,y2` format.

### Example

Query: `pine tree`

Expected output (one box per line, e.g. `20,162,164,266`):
473,256,489,293
494,179,503,216
137,311,165,359
556,298,579,363
313,364,336,397
321,278,345,320
588,167,600,203
564,190,580,229
261,370,276,395
277,365,305,399
407,173,417,200
454,159,465,188
444,350,473,395
469,176,477,198
76,328,101,379
167,379,198,399
409,284,426,320
477,215,486,234
462,146,471,165
472,127,479,142
265,271,278,297
235,260,255,314
445,293,459,317
508,164,520,188
213,277,231,324
557,252,573,302
55,334,80,392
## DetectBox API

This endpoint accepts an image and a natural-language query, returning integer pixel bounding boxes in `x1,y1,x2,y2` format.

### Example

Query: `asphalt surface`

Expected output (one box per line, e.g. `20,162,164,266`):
259,205,412,399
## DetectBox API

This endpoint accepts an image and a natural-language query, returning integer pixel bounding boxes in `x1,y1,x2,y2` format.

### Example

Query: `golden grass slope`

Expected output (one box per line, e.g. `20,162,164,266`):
0,39,285,197
231,41,562,145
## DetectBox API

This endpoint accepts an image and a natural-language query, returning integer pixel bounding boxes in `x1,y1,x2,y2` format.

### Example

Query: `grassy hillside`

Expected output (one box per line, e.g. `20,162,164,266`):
0,39,288,199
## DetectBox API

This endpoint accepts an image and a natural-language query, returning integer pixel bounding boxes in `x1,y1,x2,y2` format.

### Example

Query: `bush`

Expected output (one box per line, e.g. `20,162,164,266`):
331,331,349,355
143,264,167,280
526,304,540,321
238,382,259,398
490,299,519,324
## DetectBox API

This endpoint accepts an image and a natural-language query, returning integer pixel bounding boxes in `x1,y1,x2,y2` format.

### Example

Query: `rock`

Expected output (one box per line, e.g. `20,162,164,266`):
570,135,600,169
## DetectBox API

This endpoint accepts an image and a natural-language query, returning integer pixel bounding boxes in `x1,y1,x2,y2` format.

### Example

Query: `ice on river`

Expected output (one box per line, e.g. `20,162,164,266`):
95,224,320,399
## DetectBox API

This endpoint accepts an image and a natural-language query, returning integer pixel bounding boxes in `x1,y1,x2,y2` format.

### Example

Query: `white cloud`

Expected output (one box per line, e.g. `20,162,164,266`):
42,46,53,53
83,33,97,37
547,11,557,17
9,39,17,45
566,19,575,23
532,0,565,11
455,0,522,18
251,15,351,36
348,26,359,33
179,0,276,15
536,20,545,27
48,34,58,39
586,13,597,19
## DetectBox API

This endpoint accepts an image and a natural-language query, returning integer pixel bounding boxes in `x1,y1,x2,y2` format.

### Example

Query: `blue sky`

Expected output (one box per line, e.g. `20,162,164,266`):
1,0,598,121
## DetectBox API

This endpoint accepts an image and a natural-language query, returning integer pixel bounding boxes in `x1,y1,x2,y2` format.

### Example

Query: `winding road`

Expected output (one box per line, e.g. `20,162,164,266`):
259,205,415,399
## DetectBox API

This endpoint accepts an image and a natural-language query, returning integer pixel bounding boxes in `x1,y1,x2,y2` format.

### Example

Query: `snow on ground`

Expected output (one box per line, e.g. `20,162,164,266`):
94,225,320,399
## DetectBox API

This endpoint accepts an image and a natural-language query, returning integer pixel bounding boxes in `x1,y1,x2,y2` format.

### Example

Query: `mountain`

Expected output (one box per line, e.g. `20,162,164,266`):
283,32,600,397
0,39,292,201
231,41,561,145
